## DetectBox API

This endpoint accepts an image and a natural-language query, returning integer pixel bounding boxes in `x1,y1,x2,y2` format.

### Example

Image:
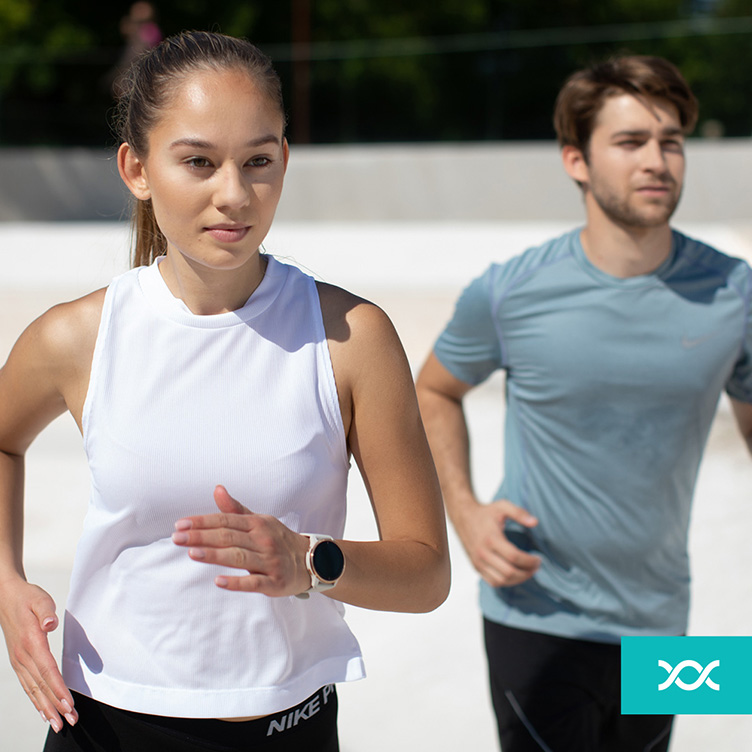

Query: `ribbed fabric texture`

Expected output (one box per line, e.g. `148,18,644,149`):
62,256,365,718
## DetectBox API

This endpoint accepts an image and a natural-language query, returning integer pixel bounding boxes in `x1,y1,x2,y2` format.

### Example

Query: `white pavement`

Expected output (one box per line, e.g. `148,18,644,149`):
1,222,752,751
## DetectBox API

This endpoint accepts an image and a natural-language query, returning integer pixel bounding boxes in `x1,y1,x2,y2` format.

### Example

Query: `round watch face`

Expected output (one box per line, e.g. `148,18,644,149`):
312,540,345,583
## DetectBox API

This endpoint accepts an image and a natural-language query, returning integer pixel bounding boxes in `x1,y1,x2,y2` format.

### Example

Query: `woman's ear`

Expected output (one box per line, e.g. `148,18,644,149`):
118,142,151,200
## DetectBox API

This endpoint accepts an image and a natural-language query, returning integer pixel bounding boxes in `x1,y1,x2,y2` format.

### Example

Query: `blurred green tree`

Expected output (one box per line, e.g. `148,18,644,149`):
0,0,748,145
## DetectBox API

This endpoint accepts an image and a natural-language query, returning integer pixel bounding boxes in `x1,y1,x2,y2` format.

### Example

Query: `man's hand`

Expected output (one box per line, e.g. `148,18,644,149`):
0,579,78,733
171,485,311,596
453,499,541,587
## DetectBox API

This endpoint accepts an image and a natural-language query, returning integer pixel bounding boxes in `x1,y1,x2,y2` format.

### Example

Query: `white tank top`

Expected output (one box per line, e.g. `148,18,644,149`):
62,256,365,718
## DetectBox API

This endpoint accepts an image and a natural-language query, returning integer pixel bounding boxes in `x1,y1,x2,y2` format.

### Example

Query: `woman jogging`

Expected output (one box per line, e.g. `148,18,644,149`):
0,30,449,752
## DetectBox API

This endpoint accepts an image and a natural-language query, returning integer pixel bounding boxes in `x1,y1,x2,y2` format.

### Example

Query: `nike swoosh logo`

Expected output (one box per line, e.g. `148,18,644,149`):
681,333,715,349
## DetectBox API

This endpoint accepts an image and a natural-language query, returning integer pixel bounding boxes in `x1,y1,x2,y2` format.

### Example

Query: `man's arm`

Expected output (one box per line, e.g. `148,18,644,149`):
416,352,540,587
731,398,752,455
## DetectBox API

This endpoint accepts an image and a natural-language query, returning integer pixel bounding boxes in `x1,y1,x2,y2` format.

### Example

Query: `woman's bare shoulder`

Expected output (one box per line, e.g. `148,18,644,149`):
32,287,107,362
0,288,108,451
315,280,410,393
315,281,396,345
4,287,108,392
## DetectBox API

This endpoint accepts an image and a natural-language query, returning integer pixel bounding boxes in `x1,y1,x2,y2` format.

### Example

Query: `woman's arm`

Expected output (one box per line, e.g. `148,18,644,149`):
172,285,451,613
0,290,103,732
320,285,450,612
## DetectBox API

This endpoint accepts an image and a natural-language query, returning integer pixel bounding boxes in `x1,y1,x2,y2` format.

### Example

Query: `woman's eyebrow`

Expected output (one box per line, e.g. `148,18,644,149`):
168,134,281,150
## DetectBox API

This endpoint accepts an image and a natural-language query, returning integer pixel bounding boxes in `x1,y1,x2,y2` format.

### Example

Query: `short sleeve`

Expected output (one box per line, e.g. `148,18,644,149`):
433,266,503,386
725,266,752,403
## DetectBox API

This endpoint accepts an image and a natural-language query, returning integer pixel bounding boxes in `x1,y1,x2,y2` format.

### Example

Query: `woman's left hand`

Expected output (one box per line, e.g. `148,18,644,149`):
171,485,311,596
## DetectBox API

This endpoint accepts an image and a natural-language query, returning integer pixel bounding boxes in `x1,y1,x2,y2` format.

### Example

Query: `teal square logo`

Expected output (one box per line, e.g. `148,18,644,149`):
621,636,752,715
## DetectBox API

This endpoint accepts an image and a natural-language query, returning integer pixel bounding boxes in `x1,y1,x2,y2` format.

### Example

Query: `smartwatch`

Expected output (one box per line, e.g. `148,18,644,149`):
295,534,345,599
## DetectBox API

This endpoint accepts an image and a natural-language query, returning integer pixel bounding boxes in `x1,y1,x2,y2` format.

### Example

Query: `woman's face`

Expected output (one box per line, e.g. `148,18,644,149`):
127,67,288,274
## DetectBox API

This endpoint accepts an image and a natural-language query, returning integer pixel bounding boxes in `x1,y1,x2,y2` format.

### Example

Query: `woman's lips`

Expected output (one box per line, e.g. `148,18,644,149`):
205,226,250,243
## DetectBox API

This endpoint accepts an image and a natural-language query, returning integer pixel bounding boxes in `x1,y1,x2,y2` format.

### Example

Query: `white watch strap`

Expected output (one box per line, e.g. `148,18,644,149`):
295,534,337,600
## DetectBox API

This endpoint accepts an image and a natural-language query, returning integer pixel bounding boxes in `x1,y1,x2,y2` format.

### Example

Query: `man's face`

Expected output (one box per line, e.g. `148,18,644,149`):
576,93,686,229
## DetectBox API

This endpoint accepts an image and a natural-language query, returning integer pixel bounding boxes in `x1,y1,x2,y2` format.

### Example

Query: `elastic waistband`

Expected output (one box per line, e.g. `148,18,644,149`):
70,685,338,749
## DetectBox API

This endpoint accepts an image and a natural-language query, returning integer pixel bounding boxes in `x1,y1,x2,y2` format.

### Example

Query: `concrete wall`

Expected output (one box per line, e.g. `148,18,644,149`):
0,140,750,223
0,148,130,222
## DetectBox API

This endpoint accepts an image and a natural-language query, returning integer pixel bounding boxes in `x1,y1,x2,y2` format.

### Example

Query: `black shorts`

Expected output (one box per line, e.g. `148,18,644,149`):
43,686,338,752
484,619,673,752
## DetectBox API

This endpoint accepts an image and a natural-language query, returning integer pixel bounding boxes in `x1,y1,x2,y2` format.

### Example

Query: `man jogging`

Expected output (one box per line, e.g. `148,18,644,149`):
417,55,752,752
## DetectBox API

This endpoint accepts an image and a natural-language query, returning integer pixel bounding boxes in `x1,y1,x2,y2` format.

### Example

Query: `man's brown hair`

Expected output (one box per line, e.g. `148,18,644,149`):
553,55,699,155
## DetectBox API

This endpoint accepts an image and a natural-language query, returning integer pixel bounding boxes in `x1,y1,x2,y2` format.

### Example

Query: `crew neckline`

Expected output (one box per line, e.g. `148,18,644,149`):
138,254,288,328
571,228,679,289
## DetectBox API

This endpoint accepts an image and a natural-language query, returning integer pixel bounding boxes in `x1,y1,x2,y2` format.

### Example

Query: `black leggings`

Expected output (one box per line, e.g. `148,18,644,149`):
484,620,673,752
43,686,339,752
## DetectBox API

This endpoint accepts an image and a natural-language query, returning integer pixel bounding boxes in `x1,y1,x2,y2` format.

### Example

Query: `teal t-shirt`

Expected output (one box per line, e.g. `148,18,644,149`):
435,228,752,642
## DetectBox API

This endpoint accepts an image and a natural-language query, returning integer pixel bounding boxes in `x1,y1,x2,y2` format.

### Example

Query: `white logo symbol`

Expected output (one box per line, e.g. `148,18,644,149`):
658,660,720,691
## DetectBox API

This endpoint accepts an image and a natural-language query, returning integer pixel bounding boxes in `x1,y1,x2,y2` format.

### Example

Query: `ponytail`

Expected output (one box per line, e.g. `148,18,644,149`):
132,199,167,268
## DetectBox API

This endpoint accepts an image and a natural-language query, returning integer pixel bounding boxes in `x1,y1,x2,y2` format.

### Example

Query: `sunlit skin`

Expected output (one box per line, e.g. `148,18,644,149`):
118,68,289,315
562,93,686,277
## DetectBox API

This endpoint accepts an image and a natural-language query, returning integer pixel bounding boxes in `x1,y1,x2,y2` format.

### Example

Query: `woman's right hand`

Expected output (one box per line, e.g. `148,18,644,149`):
0,578,78,733
0,288,102,734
